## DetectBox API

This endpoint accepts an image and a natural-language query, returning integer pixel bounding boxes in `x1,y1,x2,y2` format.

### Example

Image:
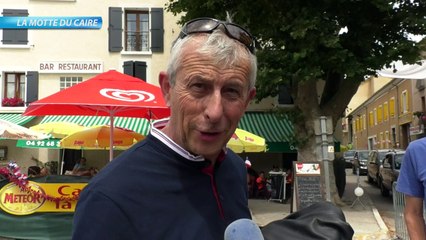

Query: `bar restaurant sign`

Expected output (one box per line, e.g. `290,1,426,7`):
39,61,103,73
0,181,86,215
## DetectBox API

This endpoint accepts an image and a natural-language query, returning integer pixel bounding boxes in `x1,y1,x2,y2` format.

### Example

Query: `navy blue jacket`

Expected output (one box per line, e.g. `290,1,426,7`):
72,134,251,240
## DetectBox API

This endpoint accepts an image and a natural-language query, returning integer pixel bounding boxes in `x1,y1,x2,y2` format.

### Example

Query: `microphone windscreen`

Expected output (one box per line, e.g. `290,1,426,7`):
224,218,264,240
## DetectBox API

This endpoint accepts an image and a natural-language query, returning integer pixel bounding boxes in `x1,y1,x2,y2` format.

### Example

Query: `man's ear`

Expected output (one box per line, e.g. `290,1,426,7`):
159,71,171,107
245,87,256,108
248,87,256,101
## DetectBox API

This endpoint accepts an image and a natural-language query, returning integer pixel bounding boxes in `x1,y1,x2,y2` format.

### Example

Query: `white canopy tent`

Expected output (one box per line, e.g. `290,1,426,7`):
378,60,426,79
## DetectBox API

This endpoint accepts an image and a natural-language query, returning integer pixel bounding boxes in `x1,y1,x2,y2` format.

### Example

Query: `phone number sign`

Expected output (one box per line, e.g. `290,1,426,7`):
16,139,60,149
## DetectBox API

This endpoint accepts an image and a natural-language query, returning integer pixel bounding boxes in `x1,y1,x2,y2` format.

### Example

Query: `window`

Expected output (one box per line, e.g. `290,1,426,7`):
2,9,28,45
363,114,366,130
125,10,149,51
356,118,360,132
108,7,163,53
391,127,396,147
373,108,377,125
0,146,7,160
389,98,395,117
377,105,383,124
278,84,294,106
383,154,392,168
60,76,83,90
385,131,389,148
383,101,389,121
401,90,409,113
4,72,25,99
369,111,374,127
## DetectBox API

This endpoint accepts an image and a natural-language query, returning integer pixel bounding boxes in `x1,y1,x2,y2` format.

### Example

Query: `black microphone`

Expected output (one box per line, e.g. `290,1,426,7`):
224,218,264,240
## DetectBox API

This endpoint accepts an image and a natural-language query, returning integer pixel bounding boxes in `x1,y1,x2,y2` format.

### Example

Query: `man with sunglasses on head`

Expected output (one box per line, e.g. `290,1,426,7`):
72,17,257,240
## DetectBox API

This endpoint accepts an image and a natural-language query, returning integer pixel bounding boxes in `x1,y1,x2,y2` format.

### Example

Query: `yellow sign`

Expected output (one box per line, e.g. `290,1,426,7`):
0,181,87,215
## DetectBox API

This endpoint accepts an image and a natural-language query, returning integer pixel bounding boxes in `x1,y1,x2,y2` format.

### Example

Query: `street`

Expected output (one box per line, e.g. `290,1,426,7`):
345,169,396,234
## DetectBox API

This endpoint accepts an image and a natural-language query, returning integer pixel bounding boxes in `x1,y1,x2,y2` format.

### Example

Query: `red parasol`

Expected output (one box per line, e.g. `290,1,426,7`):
23,70,170,160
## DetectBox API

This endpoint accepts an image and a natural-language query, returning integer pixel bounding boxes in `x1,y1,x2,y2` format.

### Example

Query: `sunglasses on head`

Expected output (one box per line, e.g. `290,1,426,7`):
178,17,256,54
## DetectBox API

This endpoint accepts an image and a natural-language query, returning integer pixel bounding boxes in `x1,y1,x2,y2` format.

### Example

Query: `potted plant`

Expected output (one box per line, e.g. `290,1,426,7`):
2,97,24,106
413,111,426,124
413,111,424,118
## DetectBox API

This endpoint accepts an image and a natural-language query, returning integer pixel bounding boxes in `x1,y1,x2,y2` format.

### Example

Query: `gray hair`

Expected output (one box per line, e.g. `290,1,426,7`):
166,30,257,89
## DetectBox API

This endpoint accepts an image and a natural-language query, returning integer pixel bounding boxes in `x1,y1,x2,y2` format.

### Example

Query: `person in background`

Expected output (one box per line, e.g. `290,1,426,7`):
256,171,271,199
396,138,426,239
27,166,41,178
72,157,98,177
333,152,346,199
284,168,293,202
72,157,87,175
73,17,256,240
39,166,50,177
245,159,258,198
28,166,50,178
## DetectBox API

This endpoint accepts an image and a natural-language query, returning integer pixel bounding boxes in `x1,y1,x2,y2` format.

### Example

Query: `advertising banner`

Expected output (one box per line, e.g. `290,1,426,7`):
0,181,87,215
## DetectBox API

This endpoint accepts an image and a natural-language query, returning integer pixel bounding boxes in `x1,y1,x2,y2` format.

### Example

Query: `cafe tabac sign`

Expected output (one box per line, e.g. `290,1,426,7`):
0,181,86,215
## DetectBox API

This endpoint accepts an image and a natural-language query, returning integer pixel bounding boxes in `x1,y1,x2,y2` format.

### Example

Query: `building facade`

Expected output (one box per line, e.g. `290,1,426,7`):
348,78,426,151
0,0,179,170
341,76,393,147
0,1,302,175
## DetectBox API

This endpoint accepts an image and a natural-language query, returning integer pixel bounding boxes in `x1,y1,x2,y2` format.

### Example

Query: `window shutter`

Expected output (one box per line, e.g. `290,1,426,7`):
122,61,147,82
377,105,382,123
108,7,123,52
406,92,410,112
355,118,359,132
389,98,395,117
384,102,388,121
150,8,164,53
134,61,147,81
26,71,39,105
123,61,134,77
2,9,28,45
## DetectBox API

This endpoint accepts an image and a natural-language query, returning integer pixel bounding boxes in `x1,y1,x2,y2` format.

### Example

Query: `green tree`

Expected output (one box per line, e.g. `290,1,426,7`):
166,0,426,161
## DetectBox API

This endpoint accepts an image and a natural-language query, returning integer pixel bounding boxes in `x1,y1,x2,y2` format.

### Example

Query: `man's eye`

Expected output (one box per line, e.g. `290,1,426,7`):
190,83,207,92
224,88,241,98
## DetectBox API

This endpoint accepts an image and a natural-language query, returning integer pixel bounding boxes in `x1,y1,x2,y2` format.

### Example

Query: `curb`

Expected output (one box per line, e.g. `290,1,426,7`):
372,207,389,232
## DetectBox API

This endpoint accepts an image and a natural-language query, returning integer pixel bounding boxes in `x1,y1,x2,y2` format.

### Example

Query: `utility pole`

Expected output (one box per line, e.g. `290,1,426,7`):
315,116,334,202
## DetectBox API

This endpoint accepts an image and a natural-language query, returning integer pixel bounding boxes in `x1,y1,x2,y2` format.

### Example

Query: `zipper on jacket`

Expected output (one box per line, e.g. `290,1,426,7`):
202,166,225,219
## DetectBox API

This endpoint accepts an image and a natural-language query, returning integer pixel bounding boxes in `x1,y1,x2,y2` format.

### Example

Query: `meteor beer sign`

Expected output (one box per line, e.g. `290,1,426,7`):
0,182,87,215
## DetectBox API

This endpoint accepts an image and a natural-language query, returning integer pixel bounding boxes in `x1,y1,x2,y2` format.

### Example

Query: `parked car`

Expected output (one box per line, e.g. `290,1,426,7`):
343,150,356,168
378,150,405,197
367,149,398,185
352,150,370,175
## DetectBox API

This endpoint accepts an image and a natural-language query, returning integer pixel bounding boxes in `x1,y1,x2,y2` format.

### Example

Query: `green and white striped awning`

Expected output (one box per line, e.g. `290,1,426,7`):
40,115,151,135
0,113,35,125
238,112,296,153
239,112,294,142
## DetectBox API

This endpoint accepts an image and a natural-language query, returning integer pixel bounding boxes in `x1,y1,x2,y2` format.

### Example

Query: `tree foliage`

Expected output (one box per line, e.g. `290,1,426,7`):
166,0,426,154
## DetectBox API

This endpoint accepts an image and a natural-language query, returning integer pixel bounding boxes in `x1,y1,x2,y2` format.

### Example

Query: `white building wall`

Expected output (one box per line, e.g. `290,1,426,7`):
0,0,179,171
0,0,179,93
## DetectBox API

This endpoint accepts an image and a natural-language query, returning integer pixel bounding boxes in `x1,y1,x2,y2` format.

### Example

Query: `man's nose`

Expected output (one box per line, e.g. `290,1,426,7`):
204,92,224,122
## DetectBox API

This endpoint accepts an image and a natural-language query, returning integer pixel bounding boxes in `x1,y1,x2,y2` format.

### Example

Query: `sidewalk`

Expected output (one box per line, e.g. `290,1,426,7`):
249,170,392,240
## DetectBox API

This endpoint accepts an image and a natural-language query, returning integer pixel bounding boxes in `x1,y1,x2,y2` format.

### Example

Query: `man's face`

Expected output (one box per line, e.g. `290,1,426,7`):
160,39,255,161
